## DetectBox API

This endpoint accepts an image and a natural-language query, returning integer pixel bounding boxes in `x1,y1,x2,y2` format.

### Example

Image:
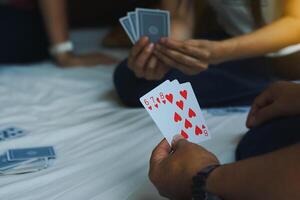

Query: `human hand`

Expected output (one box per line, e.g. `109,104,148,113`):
247,81,300,128
149,136,220,200
55,52,119,67
153,38,222,75
128,37,170,80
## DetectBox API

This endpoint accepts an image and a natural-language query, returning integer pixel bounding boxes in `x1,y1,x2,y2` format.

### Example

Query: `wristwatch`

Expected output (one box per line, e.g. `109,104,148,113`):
192,164,222,200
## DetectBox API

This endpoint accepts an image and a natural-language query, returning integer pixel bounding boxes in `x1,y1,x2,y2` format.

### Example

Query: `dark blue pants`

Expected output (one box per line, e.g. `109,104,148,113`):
236,116,300,160
0,6,49,64
114,51,275,108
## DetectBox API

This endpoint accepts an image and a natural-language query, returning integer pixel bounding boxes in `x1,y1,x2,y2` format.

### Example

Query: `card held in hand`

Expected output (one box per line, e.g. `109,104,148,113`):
119,8,170,44
140,80,211,145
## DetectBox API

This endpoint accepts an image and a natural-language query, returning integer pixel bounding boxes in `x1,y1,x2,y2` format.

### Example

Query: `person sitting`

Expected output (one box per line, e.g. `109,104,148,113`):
149,81,300,200
0,0,118,66
114,0,300,108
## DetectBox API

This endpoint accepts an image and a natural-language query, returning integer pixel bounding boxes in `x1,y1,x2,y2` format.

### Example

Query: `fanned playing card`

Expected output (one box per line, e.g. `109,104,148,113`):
140,80,210,145
119,8,170,44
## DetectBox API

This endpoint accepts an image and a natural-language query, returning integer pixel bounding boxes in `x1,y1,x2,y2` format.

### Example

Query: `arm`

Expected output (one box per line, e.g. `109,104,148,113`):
207,143,300,200
38,0,118,67
38,0,69,46
150,138,300,200
150,82,300,200
153,0,300,75
217,0,300,62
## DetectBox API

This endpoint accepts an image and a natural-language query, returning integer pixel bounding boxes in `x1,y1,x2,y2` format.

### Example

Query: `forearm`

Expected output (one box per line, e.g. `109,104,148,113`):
217,16,300,62
207,143,300,200
38,0,69,46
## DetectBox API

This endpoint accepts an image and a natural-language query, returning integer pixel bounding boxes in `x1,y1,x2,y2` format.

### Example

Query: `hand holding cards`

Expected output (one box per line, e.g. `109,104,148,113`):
120,8,170,43
140,80,210,145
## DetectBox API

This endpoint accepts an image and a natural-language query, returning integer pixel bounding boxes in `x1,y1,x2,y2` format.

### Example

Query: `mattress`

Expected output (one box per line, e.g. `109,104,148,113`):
0,29,249,200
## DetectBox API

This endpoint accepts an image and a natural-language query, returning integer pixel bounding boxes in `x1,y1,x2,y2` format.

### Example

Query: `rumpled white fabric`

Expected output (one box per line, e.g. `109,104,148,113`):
0,29,249,200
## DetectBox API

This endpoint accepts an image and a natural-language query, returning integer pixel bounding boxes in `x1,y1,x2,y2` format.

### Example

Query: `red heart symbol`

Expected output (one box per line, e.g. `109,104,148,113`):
185,119,192,129
174,112,182,123
202,125,206,129
157,98,161,104
176,100,184,110
148,106,152,110
155,104,158,108
162,100,166,104
181,130,189,139
195,126,202,135
180,90,188,99
188,108,196,118
165,94,173,104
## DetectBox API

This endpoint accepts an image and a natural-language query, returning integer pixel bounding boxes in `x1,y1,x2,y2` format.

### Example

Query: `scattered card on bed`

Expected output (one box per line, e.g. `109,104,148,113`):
0,127,28,142
119,8,170,44
140,80,210,145
0,146,56,175
7,146,56,161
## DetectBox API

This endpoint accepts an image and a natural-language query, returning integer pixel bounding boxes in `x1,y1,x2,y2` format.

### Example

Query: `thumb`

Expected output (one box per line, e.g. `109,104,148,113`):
171,134,189,151
150,139,171,167
252,103,282,127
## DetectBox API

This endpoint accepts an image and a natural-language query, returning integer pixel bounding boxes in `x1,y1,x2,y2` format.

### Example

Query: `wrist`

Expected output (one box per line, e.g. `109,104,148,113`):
192,164,221,200
211,39,238,64
49,41,74,57
205,164,229,198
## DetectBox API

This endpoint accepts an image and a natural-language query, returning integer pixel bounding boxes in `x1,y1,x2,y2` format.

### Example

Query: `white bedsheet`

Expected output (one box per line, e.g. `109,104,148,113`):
0,29,249,200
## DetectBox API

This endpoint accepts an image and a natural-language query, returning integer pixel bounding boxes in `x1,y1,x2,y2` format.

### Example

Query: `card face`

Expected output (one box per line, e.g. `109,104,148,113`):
119,16,136,44
136,8,170,43
7,146,56,161
140,80,210,145
173,83,210,143
140,80,185,144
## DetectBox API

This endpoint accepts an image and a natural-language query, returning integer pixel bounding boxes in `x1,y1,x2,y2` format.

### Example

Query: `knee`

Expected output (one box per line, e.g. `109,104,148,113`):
236,117,300,160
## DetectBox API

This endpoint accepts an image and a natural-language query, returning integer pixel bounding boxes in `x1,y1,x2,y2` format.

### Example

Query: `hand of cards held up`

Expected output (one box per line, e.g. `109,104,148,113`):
140,80,211,145
119,8,171,43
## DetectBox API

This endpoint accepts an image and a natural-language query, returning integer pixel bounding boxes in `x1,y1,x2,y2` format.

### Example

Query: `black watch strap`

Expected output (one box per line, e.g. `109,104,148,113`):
192,164,222,200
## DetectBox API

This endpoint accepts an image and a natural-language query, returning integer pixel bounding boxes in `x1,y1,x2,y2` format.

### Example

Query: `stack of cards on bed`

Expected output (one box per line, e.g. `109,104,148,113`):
0,146,56,175
0,127,28,142
119,8,170,44
140,80,211,145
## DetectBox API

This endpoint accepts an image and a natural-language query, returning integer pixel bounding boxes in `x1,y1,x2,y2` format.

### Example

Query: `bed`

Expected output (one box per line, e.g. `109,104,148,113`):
0,29,249,200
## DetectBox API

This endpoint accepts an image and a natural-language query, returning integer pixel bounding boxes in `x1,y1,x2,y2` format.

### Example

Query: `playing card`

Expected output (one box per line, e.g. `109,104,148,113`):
128,11,138,41
140,80,184,144
173,82,210,143
7,146,56,161
0,153,27,171
0,127,27,142
0,158,48,175
140,80,210,145
136,8,170,43
119,16,136,44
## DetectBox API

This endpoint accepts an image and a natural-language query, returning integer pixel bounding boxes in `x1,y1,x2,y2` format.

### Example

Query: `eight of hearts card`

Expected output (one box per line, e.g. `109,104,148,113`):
140,80,211,145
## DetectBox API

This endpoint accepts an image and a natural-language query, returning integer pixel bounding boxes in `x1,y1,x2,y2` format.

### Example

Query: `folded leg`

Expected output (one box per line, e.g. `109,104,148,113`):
236,116,300,160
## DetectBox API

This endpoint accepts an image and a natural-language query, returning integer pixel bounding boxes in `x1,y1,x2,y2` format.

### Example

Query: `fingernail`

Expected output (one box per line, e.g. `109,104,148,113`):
172,134,185,146
147,43,154,51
